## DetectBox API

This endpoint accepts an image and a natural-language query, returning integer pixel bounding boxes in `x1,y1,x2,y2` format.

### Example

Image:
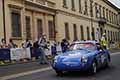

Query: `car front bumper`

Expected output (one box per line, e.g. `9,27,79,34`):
52,61,89,71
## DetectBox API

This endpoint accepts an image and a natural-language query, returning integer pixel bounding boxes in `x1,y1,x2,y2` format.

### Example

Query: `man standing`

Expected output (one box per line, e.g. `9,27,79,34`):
61,39,69,53
100,33,107,49
38,35,48,64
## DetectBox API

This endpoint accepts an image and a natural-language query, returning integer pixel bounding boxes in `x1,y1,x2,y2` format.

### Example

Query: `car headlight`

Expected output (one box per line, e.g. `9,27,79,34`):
81,56,88,63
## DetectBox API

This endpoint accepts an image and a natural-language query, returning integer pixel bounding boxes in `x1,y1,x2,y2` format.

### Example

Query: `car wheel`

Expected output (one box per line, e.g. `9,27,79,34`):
56,70,63,76
90,61,97,74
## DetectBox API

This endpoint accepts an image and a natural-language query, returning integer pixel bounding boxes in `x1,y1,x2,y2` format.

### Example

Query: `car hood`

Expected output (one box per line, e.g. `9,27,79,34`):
58,50,90,58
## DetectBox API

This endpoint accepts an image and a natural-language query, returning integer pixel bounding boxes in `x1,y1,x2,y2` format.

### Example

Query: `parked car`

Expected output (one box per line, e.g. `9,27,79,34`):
52,41,111,75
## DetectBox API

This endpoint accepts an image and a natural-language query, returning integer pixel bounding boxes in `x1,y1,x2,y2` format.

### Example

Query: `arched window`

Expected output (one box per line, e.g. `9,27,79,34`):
80,25,84,40
87,27,90,40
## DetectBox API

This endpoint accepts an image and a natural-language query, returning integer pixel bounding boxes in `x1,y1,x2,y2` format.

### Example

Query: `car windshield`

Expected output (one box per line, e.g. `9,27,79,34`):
69,43,96,51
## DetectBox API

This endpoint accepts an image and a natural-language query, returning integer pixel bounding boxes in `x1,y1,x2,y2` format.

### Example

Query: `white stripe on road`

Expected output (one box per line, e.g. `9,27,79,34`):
1,67,52,80
110,52,120,56
1,52,120,80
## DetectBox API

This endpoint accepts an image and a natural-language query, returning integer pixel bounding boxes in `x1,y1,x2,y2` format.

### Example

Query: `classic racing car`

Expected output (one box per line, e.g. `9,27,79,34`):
52,41,111,75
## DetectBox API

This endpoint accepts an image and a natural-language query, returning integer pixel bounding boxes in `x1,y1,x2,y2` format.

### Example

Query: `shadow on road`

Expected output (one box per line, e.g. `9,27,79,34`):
53,66,116,78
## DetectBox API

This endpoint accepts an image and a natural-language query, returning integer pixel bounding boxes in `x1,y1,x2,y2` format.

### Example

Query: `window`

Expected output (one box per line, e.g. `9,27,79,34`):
71,0,75,11
99,5,102,18
104,30,107,40
36,0,45,5
48,20,55,40
64,22,70,40
90,0,93,17
108,30,110,41
114,14,116,24
115,32,117,41
79,0,82,13
92,27,95,40
118,15,120,25
118,32,120,41
73,24,77,40
11,12,21,37
113,32,115,41
115,14,117,25
117,14,119,25
25,16,31,39
63,0,67,8
37,19,43,38
95,3,99,18
111,12,114,24
109,11,111,23
106,9,108,21
87,27,90,40
103,7,105,18
100,28,103,36
111,31,112,41
117,32,119,41
104,30,106,36
84,0,88,15
80,25,84,40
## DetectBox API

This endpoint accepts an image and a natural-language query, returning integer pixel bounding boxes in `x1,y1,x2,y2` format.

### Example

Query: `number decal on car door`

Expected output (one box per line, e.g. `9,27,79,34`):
101,54,106,63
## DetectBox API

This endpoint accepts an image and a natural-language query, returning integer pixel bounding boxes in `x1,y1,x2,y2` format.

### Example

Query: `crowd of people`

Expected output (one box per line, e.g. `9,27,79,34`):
0,38,17,49
32,35,70,64
0,35,71,65
0,33,111,65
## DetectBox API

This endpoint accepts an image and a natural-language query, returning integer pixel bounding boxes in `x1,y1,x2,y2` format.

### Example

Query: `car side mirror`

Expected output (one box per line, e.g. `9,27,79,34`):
97,47,102,52
99,49,102,52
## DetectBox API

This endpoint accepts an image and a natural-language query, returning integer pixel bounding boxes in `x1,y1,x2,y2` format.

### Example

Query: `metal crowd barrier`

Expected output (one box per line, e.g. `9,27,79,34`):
0,48,43,65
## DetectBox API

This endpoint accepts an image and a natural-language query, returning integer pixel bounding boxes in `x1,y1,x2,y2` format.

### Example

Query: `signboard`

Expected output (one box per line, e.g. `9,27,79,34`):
10,48,31,60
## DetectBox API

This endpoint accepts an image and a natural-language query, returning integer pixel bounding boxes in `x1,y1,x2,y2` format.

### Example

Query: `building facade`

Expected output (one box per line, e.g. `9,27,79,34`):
0,0,56,46
55,0,120,42
0,0,120,46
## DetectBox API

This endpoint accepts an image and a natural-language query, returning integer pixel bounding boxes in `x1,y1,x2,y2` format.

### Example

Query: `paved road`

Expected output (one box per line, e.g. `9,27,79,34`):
3,52,120,80
0,61,50,77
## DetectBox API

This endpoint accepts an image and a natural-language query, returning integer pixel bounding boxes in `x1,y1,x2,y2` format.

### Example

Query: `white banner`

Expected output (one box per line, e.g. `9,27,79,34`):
45,46,52,56
10,48,31,61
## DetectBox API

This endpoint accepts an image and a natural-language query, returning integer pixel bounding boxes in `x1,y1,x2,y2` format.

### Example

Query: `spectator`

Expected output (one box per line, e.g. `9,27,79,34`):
22,39,32,48
8,39,17,48
0,38,8,48
51,41,57,57
45,41,52,57
33,40,40,59
61,39,69,53
56,41,62,53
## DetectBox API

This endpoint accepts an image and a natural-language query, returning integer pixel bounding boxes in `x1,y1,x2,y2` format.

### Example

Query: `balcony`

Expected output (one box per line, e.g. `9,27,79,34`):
25,0,55,8
98,17,107,24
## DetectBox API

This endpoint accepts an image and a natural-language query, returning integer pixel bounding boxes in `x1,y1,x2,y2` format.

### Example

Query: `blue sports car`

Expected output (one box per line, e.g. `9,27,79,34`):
52,41,111,75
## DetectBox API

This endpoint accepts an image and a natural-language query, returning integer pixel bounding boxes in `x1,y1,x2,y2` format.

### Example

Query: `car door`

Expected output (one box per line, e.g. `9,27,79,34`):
96,49,104,68
100,49,107,66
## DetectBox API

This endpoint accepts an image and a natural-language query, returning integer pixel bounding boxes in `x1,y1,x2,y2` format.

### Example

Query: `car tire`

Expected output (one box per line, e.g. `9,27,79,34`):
56,70,63,76
89,61,97,75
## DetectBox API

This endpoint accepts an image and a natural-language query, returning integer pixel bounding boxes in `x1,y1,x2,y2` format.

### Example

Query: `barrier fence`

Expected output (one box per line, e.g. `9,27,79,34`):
0,48,52,65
